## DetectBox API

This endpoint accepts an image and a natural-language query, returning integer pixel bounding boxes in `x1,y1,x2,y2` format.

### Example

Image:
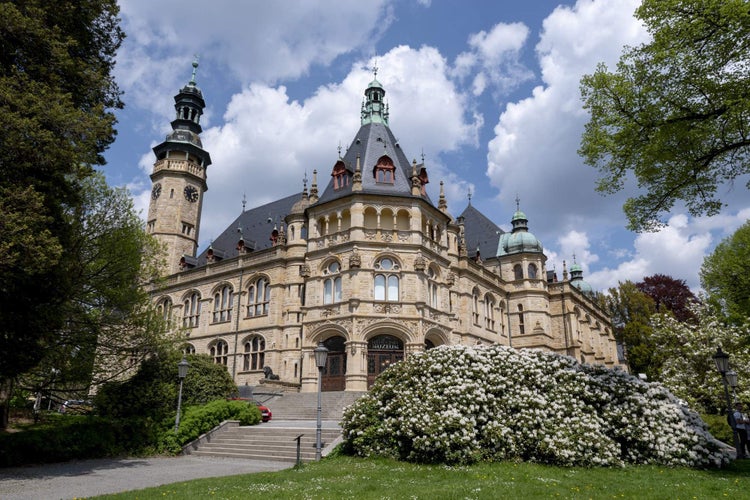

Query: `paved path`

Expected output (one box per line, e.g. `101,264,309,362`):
0,454,293,499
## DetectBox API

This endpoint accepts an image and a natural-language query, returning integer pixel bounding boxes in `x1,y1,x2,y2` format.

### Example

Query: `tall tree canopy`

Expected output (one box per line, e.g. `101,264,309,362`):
601,281,657,378
580,0,750,232
0,0,124,427
635,274,697,323
701,220,750,325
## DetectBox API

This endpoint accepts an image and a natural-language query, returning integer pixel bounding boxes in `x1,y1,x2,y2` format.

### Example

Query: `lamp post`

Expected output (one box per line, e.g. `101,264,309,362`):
314,342,329,460
174,357,190,433
713,347,740,458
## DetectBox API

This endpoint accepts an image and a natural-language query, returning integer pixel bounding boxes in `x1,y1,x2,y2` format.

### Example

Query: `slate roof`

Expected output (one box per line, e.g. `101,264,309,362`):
458,203,504,261
194,192,301,266
316,122,432,205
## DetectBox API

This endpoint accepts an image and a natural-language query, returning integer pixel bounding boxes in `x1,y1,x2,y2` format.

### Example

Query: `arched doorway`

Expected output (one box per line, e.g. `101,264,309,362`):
322,336,346,391
367,334,404,388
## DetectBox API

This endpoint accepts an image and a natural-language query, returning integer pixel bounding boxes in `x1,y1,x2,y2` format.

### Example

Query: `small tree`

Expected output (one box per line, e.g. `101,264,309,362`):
701,220,750,325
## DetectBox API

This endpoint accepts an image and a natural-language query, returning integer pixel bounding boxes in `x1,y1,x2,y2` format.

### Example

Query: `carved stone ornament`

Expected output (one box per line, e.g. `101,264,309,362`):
414,256,426,272
446,272,456,287
374,303,401,314
299,263,311,277
349,251,361,268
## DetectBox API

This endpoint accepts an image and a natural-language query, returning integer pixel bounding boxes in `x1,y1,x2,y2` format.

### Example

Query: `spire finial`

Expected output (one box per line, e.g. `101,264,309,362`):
468,189,472,204
337,142,342,158
373,62,378,79
515,194,520,211
572,253,577,263
190,55,199,85
242,193,247,212
421,148,425,163
438,180,448,212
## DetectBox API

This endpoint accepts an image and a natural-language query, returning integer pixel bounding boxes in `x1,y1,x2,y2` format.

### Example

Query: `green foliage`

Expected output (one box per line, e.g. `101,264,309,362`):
602,281,658,377
95,350,237,423
701,220,750,325
157,400,261,454
650,306,750,414
702,413,735,446
636,274,697,323
579,0,750,232
0,416,157,467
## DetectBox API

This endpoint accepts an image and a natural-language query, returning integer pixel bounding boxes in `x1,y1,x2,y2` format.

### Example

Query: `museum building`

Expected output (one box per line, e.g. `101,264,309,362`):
146,63,625,393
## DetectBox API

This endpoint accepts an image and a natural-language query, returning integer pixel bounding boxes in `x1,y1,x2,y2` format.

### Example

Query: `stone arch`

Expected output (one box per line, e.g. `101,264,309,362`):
396,209,410,231
309,325,350,392
424,327,449,349
363,324,408,388
381,207,395,231
363,206,378,230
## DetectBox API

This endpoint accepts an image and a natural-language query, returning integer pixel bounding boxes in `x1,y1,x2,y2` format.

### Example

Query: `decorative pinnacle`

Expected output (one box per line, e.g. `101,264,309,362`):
242,193,247,212
190,55,199,85
515,194,520,211
468,189,472,204
337,142,342,158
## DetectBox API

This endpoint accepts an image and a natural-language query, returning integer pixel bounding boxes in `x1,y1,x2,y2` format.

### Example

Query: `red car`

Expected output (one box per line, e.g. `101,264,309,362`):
228,397,272,422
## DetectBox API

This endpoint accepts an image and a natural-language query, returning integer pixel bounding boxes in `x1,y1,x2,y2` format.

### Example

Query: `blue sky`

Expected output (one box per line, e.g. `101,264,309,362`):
105,0,750,293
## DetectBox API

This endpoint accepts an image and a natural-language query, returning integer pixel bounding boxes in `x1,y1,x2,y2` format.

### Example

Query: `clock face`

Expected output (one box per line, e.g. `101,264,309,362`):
151,183,162,200
184,185,199,203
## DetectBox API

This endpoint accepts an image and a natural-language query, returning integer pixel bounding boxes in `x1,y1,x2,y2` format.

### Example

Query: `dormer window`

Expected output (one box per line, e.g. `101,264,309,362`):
331,161,351,190
373,155,395,184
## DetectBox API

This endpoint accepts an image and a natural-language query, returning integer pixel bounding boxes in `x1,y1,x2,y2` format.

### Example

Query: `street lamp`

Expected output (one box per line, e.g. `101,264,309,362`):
314,342,329,460
174,357,190,433
712,347,740,458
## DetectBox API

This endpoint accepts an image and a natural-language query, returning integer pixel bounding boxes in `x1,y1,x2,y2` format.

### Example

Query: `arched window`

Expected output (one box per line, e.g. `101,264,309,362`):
323,261,342,304
157,297,173,327
182,343,195,355
212,285,233,323
472,288,480,325
427,267,438,308
528,263,538,279
484,294,495,330
247,277,270,316
183,292,201,328
513,264,523,280
374,257,399,301
243,336,265,371
517,304,525,335
210,340,229,365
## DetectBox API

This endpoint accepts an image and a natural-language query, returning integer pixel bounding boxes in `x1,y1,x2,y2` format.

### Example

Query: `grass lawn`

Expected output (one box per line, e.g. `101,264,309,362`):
98,455,750,499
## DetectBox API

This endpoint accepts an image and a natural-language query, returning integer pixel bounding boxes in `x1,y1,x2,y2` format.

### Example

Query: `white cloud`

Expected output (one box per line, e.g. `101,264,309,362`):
453,22,533,96
486,0,647,241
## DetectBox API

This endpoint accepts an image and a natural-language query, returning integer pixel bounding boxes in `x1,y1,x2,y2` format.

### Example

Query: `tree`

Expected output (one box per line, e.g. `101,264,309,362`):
701,220,750,324
601,281,658,378
636,274,697,323
579,0,750,232
0,0,123,427
651,306,750,414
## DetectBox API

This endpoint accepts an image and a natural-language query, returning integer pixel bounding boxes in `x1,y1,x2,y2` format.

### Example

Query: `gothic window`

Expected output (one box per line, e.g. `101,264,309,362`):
332,162,350,190
247,277,271,317
210,340,229,365
212,285,233,323
374,257,400,301
183,292,201,328
323,261,342,304
427,267,438,308
518,304,525,335
182,343,195,355
157,297,173,327
528,263,538,279
484,294,495,331
513,264,523,280
243,336,265,371
373,155,395,184
472,288,480,325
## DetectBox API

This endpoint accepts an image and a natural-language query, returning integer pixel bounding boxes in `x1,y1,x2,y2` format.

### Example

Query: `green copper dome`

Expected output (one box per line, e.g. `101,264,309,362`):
496,208,543,256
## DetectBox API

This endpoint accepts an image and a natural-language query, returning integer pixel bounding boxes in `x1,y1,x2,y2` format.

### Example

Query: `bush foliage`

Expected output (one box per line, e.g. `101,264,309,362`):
341,345,731,468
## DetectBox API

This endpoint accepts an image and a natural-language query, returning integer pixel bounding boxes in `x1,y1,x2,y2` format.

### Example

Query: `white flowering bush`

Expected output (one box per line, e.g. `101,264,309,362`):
341,345,731,468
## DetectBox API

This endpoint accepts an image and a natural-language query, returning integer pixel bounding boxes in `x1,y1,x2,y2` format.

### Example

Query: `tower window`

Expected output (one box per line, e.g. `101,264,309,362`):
373,155,395,184
472,288,480,325
323,261,342,304
484,294,495,331
374,257,399,301
513,264,523,280
182,222,194,235
528,263,538,279
518,304,525,335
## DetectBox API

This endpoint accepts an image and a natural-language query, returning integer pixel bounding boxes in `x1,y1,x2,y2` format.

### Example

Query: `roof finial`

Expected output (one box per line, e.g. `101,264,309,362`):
337,142,342,159
373,61,378,79
515,194,520,211
189,55,199,85
242,193,247,212
468,188,472,205
572,252,577,264
438,180,448,212
421,148,425,163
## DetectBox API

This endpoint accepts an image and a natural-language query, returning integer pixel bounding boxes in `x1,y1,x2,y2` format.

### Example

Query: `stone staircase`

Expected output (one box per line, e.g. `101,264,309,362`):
184,391,367,463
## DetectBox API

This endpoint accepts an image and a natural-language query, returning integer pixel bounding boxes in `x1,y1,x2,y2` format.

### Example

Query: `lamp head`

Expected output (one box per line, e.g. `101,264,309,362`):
712,346,729,374
177,357,190,379
314,342,329,369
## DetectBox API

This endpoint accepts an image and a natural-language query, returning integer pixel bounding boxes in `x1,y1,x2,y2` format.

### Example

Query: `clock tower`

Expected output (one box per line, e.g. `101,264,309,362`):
147,59,212,275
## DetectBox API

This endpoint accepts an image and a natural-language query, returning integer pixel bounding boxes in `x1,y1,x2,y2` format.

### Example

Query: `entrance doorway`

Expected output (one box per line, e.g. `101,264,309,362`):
367,334,404,388
321,336,346,391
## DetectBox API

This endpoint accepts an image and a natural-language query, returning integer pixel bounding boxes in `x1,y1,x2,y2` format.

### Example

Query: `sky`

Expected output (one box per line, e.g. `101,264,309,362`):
105,0,750,294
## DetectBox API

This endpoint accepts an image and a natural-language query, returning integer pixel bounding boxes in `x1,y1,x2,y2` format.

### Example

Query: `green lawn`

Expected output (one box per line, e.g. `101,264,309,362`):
98,455,750,500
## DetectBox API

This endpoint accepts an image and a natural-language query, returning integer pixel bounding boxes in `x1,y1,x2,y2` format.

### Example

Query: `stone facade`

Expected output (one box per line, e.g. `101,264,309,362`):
146,69,625,393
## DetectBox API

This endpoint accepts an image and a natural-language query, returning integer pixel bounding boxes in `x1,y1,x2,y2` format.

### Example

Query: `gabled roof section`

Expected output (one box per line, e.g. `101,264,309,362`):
459,203,504,261
194,192,301,266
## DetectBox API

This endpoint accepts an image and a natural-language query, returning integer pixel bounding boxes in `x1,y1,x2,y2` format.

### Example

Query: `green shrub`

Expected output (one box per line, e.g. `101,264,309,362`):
156,399,261,453
702,413,735,445
0,416,158,467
